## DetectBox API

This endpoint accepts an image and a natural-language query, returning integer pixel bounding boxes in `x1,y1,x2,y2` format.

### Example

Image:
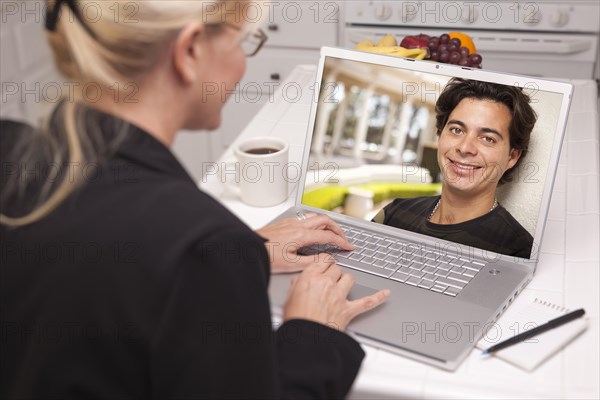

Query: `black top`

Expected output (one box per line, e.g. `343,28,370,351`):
379,196,534,259
0,114,364,399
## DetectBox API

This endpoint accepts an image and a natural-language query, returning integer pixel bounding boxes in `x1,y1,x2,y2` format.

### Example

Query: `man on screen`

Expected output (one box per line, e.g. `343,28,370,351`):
373,78,536,258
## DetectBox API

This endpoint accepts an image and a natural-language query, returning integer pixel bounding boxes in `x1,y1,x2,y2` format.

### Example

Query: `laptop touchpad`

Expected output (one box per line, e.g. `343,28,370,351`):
348,284,379,301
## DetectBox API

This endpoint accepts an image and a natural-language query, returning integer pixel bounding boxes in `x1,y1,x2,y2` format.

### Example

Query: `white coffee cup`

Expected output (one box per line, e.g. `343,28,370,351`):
344,187,374,219
231,137,290,207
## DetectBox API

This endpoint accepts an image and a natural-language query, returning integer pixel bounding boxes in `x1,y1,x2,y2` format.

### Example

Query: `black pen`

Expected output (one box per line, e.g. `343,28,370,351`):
482,308,586,355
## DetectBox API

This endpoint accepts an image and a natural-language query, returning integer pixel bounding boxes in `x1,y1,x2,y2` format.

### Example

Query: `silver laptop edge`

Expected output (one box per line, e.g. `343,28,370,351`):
294,47,573,269
269,46,573,371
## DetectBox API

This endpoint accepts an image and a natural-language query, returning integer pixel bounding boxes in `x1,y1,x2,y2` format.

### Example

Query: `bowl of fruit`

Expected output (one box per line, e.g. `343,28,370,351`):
355,31,483,68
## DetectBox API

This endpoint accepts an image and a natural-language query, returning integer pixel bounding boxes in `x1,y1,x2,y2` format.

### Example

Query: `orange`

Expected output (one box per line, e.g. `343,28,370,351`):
449,32,477,54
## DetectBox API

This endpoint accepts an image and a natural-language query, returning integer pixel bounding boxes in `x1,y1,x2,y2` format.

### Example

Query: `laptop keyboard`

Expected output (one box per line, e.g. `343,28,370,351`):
302,223,485,297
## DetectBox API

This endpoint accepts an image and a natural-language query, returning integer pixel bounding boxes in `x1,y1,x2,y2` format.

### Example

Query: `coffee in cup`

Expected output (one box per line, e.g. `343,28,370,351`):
232,137,289,207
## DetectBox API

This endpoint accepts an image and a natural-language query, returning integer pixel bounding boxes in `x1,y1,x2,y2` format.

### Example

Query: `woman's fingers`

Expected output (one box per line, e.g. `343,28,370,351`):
345,289,391,320
302,214,347,238
295,229,354,251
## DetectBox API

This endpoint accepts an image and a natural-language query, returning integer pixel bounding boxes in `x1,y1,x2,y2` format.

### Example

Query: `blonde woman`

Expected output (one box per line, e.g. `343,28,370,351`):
0,1,388,398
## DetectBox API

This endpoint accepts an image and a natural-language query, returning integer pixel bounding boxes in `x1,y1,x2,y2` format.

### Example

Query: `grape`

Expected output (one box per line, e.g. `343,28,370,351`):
430,37,440,47
438,44,448,53
448,44,458,53
459,47,470,58
449,52,461,64
430,51,439,61
439,34,450,44
450,38,461,47
428,41,438,51
468,53,482,65
439,51,450,63
458,59,469,67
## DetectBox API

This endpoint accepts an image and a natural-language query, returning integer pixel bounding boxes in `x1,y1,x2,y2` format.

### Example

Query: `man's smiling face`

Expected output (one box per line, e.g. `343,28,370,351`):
437,97,522,197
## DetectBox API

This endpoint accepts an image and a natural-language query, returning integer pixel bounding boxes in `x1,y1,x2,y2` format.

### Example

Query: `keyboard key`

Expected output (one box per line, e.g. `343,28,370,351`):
431,284,448,293
409,263,424,271
406,276,421,286
390,272,409,282
437,263,451,271
383,239,395,247
340,259,391,278
449,260,464,268
462,265,480,272
447,275,469,284
389,249,404,258
472,260,486,266
349,253,363,261
408,270,425,279
385,255,400,264
384,263,399,272
373,259,387,268
334,251,352,259
434,269,449,278
418,280,434,289
362,257,375,264
374,252,387,260
463,271,476,278
398,266,412,275
365,237,378,244
376,247,390,255
390,243,403,251
422,272,436,281
422,266,437,274
435,278,464,290
445,286,461,297
450,266,466,275
365,243,378,251
412,256,426,265
361,249,375,257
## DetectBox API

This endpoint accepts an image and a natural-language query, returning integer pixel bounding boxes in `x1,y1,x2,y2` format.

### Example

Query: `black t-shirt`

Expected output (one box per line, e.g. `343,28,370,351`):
0,114,364,399
379,196,533,259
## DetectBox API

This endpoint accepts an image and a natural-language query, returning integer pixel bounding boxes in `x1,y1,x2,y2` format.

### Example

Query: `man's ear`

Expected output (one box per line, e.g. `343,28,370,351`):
172,22,206,85
506,148,522,170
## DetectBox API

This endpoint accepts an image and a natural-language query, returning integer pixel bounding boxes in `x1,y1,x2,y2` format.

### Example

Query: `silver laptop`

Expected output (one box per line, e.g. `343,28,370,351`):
268,47,573,370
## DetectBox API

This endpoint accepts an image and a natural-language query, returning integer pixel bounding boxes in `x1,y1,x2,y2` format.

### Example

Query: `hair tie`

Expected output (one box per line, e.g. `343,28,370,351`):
45,0,98,39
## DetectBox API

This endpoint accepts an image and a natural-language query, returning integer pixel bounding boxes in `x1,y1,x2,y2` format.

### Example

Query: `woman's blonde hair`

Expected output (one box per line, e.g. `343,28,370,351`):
1,0,266,227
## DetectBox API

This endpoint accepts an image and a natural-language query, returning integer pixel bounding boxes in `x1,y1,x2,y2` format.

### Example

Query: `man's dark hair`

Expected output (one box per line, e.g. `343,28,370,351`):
434,78,538,184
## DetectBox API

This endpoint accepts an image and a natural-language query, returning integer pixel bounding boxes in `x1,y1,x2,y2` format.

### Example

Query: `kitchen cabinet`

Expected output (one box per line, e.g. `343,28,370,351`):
173,2,341,182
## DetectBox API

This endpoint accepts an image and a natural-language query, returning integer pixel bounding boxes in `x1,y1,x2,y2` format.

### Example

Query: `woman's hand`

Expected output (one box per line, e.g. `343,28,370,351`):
256,213,354,274
283,255,390,331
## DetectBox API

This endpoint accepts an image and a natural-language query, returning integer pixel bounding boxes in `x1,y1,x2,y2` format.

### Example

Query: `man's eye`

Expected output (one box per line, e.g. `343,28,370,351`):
482,136,496,144
449,127,462,134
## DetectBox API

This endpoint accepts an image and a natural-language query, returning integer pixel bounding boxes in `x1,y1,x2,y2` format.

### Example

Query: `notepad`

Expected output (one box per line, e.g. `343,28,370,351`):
476,297,588,371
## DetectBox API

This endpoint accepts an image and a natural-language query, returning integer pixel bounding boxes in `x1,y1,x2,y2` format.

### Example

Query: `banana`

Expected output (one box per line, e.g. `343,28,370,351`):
356,44,428,60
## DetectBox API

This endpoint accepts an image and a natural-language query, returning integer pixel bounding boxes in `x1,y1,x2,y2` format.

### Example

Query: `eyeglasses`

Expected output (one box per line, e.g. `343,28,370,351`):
209,23,268,57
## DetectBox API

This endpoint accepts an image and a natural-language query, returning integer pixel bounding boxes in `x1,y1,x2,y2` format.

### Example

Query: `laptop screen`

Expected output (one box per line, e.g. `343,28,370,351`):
300,51,570,261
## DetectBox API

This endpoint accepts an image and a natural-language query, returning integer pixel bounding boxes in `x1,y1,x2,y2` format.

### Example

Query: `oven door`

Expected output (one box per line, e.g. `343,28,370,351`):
344,26,599,79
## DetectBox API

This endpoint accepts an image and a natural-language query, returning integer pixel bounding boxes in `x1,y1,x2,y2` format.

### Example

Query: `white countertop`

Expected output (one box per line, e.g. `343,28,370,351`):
201,65,600,399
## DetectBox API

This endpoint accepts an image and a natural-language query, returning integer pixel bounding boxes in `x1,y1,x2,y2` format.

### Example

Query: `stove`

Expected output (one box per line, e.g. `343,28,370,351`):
342,1,600,79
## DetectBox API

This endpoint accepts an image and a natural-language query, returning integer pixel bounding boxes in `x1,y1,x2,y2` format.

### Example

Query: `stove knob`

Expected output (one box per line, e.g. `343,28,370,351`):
549,9,569,28
461,4,479,24
523,7,541,26
400,1,417,22
374,3,393,21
